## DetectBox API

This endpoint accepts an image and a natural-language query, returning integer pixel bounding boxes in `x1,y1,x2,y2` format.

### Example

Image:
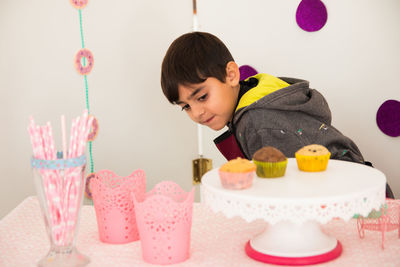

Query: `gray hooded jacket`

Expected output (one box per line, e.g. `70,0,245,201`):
230,76,365,163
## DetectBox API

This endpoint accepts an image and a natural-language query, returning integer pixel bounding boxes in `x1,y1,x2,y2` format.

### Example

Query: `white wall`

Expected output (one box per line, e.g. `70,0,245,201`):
1,0,399,218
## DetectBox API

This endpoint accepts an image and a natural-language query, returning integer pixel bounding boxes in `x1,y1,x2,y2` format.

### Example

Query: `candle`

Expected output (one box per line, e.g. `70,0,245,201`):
192,0,198,31
193,0,202,157
197,124,203,157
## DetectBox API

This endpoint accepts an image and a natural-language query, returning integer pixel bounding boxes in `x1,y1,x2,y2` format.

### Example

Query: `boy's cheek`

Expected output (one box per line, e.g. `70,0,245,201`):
187,113,199,123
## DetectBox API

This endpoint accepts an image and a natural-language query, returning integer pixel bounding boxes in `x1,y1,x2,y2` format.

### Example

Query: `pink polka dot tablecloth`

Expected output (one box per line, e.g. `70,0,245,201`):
0,196,399,266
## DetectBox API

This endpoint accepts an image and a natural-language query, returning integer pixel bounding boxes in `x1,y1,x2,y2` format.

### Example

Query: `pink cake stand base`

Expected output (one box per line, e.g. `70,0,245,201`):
246,241,342,265
244,220,343,265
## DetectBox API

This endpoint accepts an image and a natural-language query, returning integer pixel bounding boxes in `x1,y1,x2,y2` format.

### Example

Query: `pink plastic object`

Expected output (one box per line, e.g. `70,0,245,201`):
91,169,146,244
133,181,194,265
219,170,255,190
357,198,400,249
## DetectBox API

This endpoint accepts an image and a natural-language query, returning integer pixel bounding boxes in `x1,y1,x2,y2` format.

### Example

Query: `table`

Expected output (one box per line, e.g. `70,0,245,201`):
201,159,388,265
1,196,399,266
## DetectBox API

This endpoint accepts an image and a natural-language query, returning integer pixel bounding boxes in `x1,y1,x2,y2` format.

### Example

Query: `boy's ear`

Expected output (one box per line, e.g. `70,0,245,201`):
225,61,240,86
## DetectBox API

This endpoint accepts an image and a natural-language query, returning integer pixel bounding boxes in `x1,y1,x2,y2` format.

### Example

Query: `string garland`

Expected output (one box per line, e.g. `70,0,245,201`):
78,9,94,173
70,0,97,198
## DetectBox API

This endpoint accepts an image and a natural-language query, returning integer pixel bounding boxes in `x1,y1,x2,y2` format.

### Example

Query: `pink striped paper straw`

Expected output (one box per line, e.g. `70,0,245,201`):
65,112,86,210
77,115,93,156
65,111,86,205
68,117,78,158
29,121,60,236
61,115,67,160
64,110,91,241
38,126,47,159
60,116,69,244
76,110,88,157
67,111,91,223
46,122,57,160
64,116,79,242
65,116,79,210
29,118,64,245
64,116,80,211
72,115,81,157
47,122,67,243
41,123,64,244
28,117,44,159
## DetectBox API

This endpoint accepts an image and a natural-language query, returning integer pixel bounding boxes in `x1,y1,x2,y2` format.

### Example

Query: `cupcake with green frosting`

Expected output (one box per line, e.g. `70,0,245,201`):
252,146,287,178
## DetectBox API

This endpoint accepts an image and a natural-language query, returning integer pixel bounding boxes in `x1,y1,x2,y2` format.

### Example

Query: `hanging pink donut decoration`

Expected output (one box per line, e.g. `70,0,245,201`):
74,48,94,75
84,172,96,199
87,115,99,141
70,0,89,9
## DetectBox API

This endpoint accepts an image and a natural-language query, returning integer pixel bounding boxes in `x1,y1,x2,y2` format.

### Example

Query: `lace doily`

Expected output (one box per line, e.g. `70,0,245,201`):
201,159,386,225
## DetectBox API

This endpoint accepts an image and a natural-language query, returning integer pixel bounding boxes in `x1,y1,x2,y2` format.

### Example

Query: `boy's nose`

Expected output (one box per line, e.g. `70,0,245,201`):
193,106,205,120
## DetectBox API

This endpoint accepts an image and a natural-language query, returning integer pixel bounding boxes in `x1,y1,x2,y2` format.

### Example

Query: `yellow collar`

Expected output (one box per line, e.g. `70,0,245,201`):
236,73,289,112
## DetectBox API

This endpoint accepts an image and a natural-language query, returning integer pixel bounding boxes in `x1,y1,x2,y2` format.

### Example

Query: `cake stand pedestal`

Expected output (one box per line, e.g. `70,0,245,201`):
201,158,386,265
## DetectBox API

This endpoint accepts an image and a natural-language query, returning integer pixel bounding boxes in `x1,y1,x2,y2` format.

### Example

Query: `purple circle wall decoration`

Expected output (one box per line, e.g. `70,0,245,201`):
376,99,400,137
239,65,258,81
296,0,328,32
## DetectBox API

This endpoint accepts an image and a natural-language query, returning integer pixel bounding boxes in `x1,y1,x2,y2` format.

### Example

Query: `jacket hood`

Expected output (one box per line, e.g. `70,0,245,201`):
233,76,332,126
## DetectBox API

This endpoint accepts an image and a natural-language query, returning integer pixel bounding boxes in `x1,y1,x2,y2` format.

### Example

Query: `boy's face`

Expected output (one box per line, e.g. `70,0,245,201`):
176,66,240,131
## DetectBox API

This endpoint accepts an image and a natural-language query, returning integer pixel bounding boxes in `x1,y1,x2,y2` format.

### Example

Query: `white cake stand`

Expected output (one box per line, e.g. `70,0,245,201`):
200,158,386,265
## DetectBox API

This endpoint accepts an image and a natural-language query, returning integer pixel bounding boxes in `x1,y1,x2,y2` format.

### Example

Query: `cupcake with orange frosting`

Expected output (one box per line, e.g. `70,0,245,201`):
295,144,331,172
219,157,256,190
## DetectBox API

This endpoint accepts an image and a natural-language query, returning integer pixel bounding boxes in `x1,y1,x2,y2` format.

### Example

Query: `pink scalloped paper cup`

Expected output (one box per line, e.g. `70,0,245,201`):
90,169,146,244
219,170,255,190
133,181,194,265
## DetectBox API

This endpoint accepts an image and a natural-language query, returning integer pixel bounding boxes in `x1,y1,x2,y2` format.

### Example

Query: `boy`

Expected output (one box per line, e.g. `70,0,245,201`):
160,31,393,196
161,31,364,161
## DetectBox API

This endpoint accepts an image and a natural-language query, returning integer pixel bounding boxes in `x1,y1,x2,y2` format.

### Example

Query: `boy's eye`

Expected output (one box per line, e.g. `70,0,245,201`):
198,94,208,101
181,104,190,111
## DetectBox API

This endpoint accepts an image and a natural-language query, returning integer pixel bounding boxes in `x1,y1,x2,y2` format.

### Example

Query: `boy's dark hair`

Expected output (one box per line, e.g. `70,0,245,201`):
161,31,234,103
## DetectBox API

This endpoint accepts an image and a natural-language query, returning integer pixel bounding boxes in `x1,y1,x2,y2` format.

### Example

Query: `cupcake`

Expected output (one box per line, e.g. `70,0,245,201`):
219,157,256,190
252,146,287,178
295,144,331,172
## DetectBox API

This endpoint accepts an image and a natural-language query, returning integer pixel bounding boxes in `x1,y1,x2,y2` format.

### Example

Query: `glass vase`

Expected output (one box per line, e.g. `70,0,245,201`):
31,155,90,267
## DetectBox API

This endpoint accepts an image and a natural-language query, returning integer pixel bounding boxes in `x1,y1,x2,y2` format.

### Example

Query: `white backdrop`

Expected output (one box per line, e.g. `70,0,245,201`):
1,0,399,218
